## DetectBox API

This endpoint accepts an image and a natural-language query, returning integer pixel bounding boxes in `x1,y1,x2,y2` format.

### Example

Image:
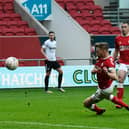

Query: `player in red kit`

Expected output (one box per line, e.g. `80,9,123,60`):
113,22,129,108
83,43,129,115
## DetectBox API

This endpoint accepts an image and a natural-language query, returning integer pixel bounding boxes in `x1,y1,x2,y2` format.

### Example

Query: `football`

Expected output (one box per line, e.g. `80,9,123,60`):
5,57,19,70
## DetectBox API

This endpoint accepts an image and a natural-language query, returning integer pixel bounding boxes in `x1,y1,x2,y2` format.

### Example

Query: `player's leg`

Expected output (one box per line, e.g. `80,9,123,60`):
83,89,105,115
116,64,127,108
44,61,52,93
54,61,65,92
109,94,129,110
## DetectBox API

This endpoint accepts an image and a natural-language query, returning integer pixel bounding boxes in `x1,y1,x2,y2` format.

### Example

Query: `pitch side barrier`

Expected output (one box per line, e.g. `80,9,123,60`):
0,58,129,88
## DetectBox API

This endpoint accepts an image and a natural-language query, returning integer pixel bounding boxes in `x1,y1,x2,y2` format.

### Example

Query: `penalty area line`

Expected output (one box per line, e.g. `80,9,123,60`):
0,121,118,129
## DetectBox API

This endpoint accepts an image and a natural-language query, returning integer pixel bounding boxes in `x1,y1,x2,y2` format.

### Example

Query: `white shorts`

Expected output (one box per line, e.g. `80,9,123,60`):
91,83,115,103
118,63,128,72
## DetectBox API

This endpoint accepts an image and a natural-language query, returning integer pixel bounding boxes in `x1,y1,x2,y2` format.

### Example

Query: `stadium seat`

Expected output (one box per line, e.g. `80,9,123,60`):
89,27,100,34
17,21,28,29
85,0,95,6
66,2,75,8
80,20,91,26
3,28,15,36
10,13,21,21
55,0,65,8
91,20,101,28
4,4,14,13
81,6,93,14
101,20,112,28
24,28,37,35
1,13,11,21
99,27,112,34
93,5,102,14
0,29,4,35
75,0,85,8
68,8,77,15
111,27,121,34
0,6,3,13
1,13,21,21
95,14,104,20
66,4,77,12
14,28,25,36
83,13,94,21
0,21,8,29
7,21,18,29
81,21,92,30
72,13,83,23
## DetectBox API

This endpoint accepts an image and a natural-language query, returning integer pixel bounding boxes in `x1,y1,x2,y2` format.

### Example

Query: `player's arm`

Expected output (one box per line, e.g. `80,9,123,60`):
103,67,118,81
91,66,101,74
41,47,48,60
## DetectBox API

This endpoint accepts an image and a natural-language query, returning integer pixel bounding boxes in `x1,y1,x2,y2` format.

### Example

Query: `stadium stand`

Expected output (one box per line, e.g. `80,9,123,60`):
0,1,35,36
55,0,121,35
103,0,129,26
0,0,46,66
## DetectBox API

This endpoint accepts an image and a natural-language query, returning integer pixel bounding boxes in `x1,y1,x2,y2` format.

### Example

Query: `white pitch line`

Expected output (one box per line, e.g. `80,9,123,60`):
0,121,118,129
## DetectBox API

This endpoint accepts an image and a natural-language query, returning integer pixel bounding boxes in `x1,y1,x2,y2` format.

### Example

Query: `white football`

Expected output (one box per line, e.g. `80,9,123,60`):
5,57,19,70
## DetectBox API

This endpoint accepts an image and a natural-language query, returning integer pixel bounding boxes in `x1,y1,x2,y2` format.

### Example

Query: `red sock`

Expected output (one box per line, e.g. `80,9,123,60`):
117,88,124,100
92,104,102,112
112,96,128,108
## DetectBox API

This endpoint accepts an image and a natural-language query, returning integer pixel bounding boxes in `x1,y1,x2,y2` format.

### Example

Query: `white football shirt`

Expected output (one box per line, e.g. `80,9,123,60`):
42,39,56,61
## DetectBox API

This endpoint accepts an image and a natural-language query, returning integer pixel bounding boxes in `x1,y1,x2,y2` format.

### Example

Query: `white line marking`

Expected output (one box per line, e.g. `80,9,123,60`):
0,121,118,129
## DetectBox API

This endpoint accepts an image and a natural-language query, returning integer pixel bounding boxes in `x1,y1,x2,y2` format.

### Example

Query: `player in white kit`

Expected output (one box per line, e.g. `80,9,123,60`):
41,31,65,93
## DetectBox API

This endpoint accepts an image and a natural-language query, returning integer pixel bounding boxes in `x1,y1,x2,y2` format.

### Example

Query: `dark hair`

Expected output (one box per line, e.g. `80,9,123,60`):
122,21,129,25
49,31,55,35
95,42,109,50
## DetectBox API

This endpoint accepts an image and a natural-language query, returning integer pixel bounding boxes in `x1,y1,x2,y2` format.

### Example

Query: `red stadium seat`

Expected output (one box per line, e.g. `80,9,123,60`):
99,27,112,34
4,4,14,13
85,0,95,6
72,13,83,22
81,6,93,14
3,28,15,36
111,27,121,34
14,28,25,36
93,5,102,14
75,0,86,8
91,20,101,28
95,14,104,20
66,2,75,8
24,28,37,35
0,6,3,13
7,21,18,29
0,29,4,35
66,4,77,12
55,0,65,8
101,20,112,28
10,13,21,21
80,20,91,26
17,21,28,29
1,13,11,21
1,13,21,21
0,21,8,29
83,13,94,21
88,27,100,34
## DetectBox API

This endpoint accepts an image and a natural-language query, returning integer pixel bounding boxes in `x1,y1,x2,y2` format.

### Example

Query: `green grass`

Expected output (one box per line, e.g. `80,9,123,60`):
0,87,129,129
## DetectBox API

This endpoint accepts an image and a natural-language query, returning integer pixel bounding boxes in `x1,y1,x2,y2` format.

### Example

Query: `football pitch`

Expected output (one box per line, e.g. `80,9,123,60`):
0,87,129,129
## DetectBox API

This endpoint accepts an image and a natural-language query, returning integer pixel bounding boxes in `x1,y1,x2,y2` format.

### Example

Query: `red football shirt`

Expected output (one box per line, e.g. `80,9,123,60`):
95,56,115,89
115,35,129,64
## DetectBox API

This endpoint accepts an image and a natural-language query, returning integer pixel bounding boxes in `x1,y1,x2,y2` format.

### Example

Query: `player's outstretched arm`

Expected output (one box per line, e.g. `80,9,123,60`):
91,66,101,74
103,67,118,81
